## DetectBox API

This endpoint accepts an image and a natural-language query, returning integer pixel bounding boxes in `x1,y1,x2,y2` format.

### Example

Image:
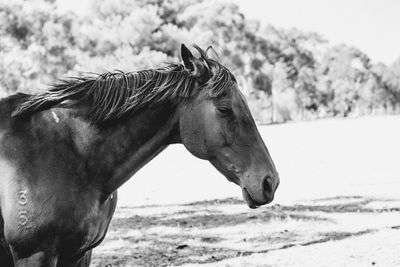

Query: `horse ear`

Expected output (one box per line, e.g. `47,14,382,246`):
181,44,195,71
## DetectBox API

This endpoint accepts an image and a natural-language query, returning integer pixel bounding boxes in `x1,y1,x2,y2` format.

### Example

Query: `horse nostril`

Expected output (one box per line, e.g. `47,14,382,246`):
262,176,273,197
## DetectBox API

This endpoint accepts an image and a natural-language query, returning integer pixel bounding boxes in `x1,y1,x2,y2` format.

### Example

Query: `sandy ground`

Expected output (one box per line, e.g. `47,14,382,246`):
194,228,400,267
93,196,400,266
92,115,400,266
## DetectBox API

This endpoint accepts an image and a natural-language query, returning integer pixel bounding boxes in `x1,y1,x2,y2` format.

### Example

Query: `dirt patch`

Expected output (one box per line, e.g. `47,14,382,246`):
93,233,241,267
92,196,400,267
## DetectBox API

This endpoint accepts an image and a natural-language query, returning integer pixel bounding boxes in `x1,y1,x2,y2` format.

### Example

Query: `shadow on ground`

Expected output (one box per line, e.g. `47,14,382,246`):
92,196,400,267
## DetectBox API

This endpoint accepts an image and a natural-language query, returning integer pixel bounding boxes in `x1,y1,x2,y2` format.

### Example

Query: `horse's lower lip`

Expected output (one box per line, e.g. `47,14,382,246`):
242,188,263,209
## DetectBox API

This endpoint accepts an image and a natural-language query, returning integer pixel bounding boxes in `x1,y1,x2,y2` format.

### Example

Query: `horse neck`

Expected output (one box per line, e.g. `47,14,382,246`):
88,103,180,195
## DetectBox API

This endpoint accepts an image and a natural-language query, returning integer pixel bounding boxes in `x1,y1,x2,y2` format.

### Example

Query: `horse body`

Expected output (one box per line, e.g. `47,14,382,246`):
0,98,118,265
0,45,279,266
0,94,181,265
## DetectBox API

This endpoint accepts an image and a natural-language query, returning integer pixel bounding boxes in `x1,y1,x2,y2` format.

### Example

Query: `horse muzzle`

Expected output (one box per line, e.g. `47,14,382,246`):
241,174,279,209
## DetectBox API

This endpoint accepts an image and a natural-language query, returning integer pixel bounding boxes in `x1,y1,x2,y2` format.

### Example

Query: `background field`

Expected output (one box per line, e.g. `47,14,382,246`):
93,115,400,267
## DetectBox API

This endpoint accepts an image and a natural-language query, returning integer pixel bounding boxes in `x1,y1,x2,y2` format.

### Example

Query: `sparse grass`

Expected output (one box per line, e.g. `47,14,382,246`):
92,196,400,267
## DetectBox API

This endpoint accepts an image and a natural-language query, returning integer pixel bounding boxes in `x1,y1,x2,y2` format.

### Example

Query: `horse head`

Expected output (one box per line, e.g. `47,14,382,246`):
178,44,279,208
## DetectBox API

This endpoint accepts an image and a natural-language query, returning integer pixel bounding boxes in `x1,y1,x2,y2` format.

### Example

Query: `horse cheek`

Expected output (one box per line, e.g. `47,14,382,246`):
179,113,208,159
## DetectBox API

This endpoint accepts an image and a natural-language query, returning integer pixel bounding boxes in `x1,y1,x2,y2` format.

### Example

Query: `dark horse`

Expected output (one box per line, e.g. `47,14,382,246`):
0,45,279,266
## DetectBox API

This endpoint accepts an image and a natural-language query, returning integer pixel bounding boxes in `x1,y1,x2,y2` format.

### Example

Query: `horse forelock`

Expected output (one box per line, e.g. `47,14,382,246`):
12,47,236,122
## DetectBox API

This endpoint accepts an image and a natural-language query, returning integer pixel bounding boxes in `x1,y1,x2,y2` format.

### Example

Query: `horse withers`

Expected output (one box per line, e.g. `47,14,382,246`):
0,44,279,266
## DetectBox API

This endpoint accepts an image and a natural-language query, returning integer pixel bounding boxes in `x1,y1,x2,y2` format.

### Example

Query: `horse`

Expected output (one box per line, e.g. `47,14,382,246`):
0,44,279,266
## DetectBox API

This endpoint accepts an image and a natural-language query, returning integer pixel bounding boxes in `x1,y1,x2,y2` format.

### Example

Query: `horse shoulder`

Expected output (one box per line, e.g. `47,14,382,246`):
29,108,100,156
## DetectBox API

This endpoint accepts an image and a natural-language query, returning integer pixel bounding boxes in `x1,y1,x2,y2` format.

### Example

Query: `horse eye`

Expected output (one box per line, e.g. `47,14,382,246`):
217,106,233,116
219,91,228,98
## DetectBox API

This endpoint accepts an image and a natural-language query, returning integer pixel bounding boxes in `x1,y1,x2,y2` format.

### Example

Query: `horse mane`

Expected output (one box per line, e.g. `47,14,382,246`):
12,46,236,122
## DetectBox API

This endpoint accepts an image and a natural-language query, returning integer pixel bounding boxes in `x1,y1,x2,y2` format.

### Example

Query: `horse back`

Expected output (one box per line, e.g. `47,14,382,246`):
0,93,30,126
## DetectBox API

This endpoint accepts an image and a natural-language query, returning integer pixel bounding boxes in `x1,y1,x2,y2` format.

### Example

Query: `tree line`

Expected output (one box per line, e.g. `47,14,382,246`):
1,0,399,123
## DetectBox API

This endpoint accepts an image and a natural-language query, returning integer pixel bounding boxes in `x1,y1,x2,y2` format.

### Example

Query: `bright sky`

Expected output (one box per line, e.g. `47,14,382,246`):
57,0,400,65
231,0,400,65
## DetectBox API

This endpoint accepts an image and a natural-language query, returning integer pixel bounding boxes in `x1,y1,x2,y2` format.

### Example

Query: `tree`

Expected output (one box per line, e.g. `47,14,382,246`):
1,0,399,122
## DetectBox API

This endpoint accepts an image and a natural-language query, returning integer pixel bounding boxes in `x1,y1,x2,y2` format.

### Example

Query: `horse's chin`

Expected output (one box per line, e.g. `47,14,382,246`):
241,187,263,209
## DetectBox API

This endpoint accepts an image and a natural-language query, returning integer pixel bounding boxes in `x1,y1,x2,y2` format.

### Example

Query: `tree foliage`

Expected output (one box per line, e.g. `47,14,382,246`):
1,0,399,122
